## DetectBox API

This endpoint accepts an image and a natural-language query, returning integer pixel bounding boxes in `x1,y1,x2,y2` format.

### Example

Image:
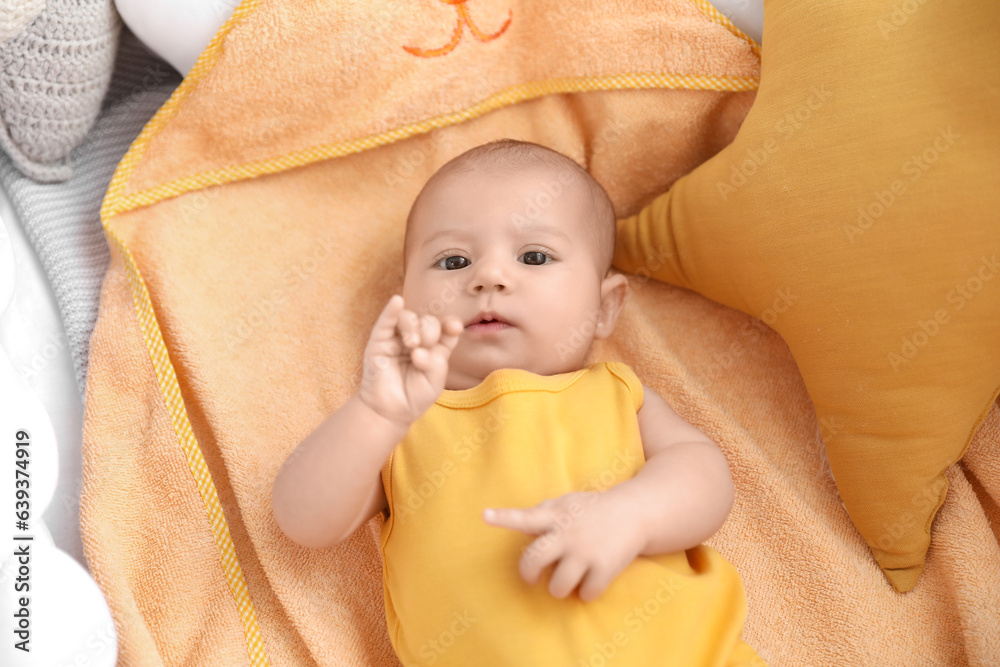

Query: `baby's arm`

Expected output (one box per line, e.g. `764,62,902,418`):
271,296,462,548
271,393,408,548
609,384,735,554
483,384,734,601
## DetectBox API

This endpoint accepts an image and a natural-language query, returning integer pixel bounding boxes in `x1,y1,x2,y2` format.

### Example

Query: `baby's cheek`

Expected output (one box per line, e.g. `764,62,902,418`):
420,281,464,318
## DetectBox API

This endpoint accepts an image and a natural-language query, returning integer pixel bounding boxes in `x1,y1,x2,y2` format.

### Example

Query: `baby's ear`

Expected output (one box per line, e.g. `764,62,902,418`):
595,271,629,339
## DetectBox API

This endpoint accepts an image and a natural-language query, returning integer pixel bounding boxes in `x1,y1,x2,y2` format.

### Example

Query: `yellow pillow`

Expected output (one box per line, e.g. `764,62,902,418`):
614,0,1000,592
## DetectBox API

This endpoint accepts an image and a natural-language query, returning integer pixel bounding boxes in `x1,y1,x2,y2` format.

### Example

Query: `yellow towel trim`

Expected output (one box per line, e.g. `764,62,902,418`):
688,0,762,57
98,1,272,663
96,1,761,664
102,70,758,220
101,0,262,223
102,225,270,666
99,0,761,222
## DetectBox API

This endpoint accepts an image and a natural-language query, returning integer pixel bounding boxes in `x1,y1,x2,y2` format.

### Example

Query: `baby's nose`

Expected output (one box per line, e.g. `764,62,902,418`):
468,260,508,293
471,278,506,293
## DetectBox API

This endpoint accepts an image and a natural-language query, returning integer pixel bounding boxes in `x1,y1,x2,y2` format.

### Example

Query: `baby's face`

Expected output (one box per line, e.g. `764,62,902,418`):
402,165,610,390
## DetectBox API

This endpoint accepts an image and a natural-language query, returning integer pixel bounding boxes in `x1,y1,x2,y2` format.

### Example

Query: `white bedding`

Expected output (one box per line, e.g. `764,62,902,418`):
0,188,117,665
0,25,183,663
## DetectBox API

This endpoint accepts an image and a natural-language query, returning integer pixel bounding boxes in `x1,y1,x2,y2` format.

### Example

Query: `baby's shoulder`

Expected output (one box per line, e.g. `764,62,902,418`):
598,361,644,412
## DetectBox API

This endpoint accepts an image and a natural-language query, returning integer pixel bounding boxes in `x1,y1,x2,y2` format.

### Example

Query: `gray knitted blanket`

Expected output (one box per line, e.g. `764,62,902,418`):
0,29,182,396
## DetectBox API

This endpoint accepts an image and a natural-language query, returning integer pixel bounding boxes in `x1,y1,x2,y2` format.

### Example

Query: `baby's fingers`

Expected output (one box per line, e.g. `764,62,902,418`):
409,346,433,372
548,557,589,599
397,309,422,349
577,563,619,602
519,532,564,586
409,336,452,380
437,316,464,353
370,295,405,342
483,506,557,535
421,317,464,372
417,314,441,349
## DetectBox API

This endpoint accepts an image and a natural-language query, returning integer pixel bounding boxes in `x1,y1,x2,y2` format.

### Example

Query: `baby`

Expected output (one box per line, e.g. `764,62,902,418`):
272,140,762,666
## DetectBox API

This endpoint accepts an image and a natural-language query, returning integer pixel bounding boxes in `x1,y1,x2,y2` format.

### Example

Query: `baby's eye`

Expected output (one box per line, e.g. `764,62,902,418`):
435,255,469,270
520,251,551,266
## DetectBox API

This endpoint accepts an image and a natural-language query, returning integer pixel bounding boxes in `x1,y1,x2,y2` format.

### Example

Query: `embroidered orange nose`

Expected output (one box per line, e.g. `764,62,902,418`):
405,0,512,58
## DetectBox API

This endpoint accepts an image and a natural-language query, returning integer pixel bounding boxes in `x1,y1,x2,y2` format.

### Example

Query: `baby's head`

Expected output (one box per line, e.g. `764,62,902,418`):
400,139,629,390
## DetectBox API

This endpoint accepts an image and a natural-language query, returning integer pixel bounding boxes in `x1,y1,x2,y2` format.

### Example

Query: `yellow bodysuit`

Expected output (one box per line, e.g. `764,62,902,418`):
379,362,762,666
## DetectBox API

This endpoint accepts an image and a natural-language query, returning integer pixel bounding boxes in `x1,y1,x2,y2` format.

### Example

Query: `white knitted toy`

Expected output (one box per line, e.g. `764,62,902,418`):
0,0,120,182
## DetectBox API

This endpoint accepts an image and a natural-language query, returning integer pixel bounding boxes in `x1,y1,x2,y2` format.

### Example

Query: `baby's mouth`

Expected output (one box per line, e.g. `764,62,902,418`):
466,311,514,333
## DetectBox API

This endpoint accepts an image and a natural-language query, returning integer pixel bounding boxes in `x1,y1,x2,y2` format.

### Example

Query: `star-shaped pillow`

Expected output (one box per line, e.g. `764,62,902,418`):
614,0,1000,592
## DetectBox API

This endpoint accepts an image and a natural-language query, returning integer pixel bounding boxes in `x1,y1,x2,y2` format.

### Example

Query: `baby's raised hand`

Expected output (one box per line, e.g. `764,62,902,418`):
483,491,647,602
359,295,463,426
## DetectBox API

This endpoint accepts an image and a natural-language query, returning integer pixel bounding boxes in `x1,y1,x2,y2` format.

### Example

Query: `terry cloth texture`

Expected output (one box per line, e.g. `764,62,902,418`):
0,0,121,182
0,30,182,396
80,1,1000,666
